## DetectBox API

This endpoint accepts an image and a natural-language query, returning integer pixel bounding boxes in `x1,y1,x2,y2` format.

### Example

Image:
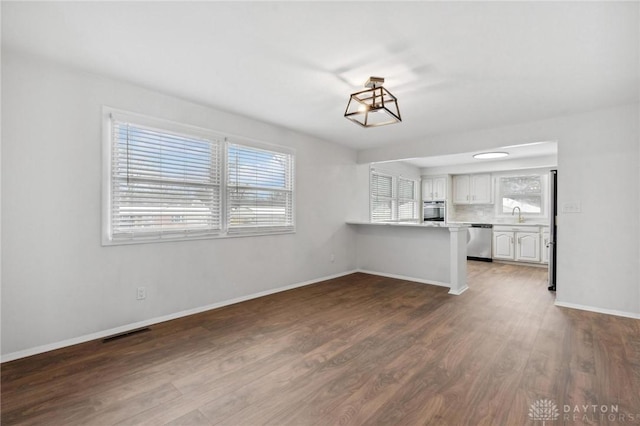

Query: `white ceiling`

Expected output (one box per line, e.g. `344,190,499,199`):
401,141,557,168
3,2,639,151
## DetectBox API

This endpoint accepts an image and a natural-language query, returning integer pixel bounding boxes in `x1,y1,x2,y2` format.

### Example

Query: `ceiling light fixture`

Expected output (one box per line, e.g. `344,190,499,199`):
344,77,401,128
473,152,509,159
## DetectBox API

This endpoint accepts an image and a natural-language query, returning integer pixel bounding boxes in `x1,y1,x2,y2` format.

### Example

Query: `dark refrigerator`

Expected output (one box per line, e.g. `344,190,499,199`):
548,170,557,291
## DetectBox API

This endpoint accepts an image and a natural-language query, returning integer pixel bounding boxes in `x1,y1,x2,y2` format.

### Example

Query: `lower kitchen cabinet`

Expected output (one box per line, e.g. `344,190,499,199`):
515,232,540,262
492,226,542,263
493,231,515,260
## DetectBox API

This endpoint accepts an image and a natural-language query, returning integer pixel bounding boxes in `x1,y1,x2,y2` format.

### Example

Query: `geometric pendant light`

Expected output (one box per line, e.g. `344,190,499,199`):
344,76,402,127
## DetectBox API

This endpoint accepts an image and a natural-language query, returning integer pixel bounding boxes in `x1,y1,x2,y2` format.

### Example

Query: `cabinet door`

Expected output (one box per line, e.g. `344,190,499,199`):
516,232,540,262
453,175,470,204
422,178,433,201
471,174,492,204
541,232,550,264
493,231,514,260
433,177,446,201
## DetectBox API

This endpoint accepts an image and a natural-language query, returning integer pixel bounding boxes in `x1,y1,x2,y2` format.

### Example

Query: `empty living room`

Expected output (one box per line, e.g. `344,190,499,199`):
2,1,639,425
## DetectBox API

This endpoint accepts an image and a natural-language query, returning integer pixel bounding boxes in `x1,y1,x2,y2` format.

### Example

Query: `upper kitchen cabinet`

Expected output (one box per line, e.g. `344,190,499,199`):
452,174,492,204
452,175,470,204
471,174,492,203
422,176,447,201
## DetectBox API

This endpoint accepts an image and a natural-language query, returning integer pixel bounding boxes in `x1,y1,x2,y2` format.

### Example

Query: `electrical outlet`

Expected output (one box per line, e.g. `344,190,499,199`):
136,286,146,300
330,253,335,263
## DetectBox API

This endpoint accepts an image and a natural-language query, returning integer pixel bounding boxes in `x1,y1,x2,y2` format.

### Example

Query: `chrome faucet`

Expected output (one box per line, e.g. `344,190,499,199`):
512,206,524,223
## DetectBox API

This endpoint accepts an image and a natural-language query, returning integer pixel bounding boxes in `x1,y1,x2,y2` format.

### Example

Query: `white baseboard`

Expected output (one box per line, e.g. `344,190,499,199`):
448,285,469,295
1,269,359,363
554,301,640,320
356,269,451,289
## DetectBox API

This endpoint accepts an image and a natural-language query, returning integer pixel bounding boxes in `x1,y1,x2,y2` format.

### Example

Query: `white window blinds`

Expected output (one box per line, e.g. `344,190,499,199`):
397,177,418,220
110,118,221,240
371,172,394,222
226,143,295,234
370,170,419,222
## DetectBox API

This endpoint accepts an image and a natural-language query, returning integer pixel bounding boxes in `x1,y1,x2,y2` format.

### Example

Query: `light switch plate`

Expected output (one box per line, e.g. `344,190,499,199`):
561,201,581,213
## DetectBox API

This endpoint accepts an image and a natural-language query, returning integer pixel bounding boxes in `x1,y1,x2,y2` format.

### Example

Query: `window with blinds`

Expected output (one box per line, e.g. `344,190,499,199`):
104,110,297,244
227,143,295,234
397,177,418,220
370,172,394,222
109,117,222,241
370,170,419,222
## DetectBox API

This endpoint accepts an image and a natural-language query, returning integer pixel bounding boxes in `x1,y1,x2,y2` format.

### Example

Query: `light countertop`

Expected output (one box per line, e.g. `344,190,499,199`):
447,221,549,227
346,221,468,229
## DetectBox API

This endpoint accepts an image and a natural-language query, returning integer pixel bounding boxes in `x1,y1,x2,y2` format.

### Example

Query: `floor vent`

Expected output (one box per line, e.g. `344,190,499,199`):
102,327,151,343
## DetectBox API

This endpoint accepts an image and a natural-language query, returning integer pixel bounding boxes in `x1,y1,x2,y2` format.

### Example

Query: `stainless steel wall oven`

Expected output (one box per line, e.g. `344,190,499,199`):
423,201,445,222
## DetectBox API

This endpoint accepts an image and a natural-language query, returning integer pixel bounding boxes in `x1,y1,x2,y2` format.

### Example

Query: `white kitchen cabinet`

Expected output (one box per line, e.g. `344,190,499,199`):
453,174,492,204
452,175,470,204
470,174,492,204
493,231,515,260
434,177,446,200
493,226,542,263
515,232,540,262
541,231,550,264
422,176,447,201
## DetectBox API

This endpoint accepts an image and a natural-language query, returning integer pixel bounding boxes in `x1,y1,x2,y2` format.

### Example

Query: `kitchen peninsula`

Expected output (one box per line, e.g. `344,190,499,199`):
346,221,469,295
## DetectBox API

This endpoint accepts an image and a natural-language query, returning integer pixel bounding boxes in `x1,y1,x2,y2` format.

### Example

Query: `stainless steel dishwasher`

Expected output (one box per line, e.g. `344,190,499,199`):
467,224,493,262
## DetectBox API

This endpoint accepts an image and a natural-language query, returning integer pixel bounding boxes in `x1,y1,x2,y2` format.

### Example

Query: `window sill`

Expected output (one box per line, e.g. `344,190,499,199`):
102,229,296,246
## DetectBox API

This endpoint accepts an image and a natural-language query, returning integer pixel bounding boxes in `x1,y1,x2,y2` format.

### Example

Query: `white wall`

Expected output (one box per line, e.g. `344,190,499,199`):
353,225,451,285
1,51,358,358
372,160,422,181
357,103,640,317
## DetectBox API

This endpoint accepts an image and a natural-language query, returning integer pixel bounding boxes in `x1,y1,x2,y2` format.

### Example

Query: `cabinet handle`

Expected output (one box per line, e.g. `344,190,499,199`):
510,237,514,244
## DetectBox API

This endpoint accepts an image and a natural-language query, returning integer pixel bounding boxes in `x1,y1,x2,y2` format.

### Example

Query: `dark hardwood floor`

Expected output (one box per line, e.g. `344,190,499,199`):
2,262,639,425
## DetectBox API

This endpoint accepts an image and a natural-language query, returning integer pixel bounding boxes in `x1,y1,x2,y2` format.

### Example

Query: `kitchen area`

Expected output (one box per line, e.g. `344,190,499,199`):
348,141,558,294
418,141,559,287
423,171,553,265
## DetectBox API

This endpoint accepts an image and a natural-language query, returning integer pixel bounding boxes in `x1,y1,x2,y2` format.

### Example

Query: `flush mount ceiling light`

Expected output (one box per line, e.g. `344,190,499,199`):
344,77,401,128
473,152,509,159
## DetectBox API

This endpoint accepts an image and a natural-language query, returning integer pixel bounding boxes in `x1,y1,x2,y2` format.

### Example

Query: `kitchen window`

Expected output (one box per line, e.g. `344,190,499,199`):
370,169,418,222
497,175,544,216
104,109,295,244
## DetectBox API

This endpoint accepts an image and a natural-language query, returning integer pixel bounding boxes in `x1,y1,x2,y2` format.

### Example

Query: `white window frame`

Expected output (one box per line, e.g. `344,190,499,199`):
369,168,419,222
225,138,296,236
102,107,296,245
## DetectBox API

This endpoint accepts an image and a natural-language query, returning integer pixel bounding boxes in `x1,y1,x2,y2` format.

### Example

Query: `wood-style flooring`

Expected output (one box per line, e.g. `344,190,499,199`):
2,262,640,425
